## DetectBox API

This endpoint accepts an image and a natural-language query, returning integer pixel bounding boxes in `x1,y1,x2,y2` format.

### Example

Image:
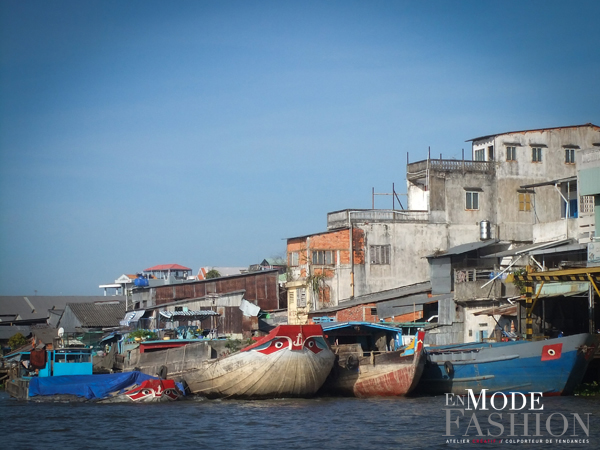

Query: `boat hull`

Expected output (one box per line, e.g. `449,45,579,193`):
7,372,183,402
321,348,426,397
416,333,599,396
182,325,335,399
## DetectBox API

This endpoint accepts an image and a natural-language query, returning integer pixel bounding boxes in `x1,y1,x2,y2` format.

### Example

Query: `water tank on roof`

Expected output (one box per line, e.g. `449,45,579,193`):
480,220,491,241
134,277,149,287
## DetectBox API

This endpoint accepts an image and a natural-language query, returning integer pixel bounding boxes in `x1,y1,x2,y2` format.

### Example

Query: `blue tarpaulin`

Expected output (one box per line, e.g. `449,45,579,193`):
28,372,169,400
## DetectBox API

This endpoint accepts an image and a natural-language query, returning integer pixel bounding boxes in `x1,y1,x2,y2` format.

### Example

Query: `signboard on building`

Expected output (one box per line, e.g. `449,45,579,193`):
588,241,600,266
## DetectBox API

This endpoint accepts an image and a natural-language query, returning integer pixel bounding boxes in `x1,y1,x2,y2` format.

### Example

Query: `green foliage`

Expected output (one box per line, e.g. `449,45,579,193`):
225,338,254,353
128,329,158,341
575,382,600,397
8,332,28,350
205,269,221,279
512,268,527,294
307,272,327,295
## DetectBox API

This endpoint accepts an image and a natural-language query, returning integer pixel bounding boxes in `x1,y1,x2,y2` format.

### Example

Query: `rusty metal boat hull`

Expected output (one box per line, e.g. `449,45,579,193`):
320,333,426,398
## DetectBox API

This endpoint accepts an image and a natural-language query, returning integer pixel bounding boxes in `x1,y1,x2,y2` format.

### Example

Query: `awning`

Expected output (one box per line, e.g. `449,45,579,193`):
120,310,145,326
160,310,220,320
474,304,518,316
482,239,573,258
426,240,499,259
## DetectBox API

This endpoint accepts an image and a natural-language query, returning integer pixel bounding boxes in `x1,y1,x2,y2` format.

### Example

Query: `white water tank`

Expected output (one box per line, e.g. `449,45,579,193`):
480,220,491,240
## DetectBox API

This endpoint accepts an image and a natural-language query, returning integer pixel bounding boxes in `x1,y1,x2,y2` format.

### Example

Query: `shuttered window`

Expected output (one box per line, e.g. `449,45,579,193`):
370,245,391,265
519,193,531,211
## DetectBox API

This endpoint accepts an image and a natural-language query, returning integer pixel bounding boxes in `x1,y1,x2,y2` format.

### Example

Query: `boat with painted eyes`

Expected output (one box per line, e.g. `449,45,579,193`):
5,347,184,402
181,324,335,399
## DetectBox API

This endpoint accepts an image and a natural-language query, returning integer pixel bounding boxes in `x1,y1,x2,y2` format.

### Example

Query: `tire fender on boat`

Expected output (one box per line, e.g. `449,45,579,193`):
444,361,454,377
158,365,168,379
346,355,359,370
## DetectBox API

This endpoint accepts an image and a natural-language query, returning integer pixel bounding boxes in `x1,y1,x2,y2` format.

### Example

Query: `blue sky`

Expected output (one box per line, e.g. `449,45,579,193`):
1,1,599,295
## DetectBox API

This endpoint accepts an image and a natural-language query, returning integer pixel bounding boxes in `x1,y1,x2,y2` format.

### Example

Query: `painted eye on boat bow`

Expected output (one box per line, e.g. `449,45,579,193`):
254,338,290,354
304,337,326,354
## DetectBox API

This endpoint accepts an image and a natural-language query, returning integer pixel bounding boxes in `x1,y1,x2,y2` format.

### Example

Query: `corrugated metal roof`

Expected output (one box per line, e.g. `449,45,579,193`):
159,310,219,319
520,176,577,189
66,301,126,328
467,123,600,142
482,239,573,258
0,296,125,321
426,240,499,258
312,282,432,313
0,325,31,340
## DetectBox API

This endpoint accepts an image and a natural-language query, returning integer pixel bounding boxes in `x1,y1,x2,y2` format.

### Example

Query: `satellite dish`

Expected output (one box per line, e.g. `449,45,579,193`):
58,327,64,338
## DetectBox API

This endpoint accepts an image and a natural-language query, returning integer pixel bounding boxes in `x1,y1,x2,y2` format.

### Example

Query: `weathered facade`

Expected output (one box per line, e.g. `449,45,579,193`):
130,270,281,338
287,123,600,336
469,123,600,242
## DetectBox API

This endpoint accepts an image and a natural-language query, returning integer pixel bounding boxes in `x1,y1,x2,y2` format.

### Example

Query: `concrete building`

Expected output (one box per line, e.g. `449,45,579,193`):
579,147,600,267
286,123,600,332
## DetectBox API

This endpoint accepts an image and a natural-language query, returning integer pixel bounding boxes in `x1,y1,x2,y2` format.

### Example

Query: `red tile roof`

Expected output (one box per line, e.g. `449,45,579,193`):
144,264,192,272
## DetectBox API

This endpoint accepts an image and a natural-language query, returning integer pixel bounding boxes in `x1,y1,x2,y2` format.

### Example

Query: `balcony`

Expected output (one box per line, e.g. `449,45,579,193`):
407,159,495,182
327,209,429,230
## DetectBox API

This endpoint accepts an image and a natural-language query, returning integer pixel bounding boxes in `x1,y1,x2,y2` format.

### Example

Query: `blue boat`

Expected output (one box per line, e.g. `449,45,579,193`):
415,333,599,396
5,347,183,402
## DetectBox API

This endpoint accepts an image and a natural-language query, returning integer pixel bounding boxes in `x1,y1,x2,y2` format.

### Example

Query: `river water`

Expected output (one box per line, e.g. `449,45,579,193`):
2,391,599,450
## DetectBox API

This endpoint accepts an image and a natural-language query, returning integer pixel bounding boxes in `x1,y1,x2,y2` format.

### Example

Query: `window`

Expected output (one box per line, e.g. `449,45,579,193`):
288,290,295,306
519,193,531,211
465,191,479,210
565,149,575,164
474,149,485,161
506,146,516,161
312,250,334,265
289,251,299,266
532,147,542,162
488,146,494,160
581,195,595,214
369,245,391,265
297,288,306,308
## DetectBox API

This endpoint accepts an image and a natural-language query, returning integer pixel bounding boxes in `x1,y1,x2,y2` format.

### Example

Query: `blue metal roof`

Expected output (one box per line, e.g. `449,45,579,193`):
322,321,403,333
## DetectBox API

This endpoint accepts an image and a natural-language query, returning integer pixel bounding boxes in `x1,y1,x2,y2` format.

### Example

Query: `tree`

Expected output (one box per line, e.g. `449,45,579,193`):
8,332,28,350
205,269,221,279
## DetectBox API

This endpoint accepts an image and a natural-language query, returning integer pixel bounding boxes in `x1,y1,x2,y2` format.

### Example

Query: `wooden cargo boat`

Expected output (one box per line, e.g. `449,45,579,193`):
182,325,335,399
320,322,426,397
415,333,599,396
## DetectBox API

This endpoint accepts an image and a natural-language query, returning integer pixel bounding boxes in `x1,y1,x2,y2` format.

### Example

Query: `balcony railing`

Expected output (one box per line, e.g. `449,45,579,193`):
327,209,429,230
407,159,495,181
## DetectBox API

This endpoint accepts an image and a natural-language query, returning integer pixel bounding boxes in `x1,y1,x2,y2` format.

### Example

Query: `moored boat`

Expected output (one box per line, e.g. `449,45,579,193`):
415,333,599,396
23,372,183,402
319,323,426,397
181,324,335,399
5,347,183,402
